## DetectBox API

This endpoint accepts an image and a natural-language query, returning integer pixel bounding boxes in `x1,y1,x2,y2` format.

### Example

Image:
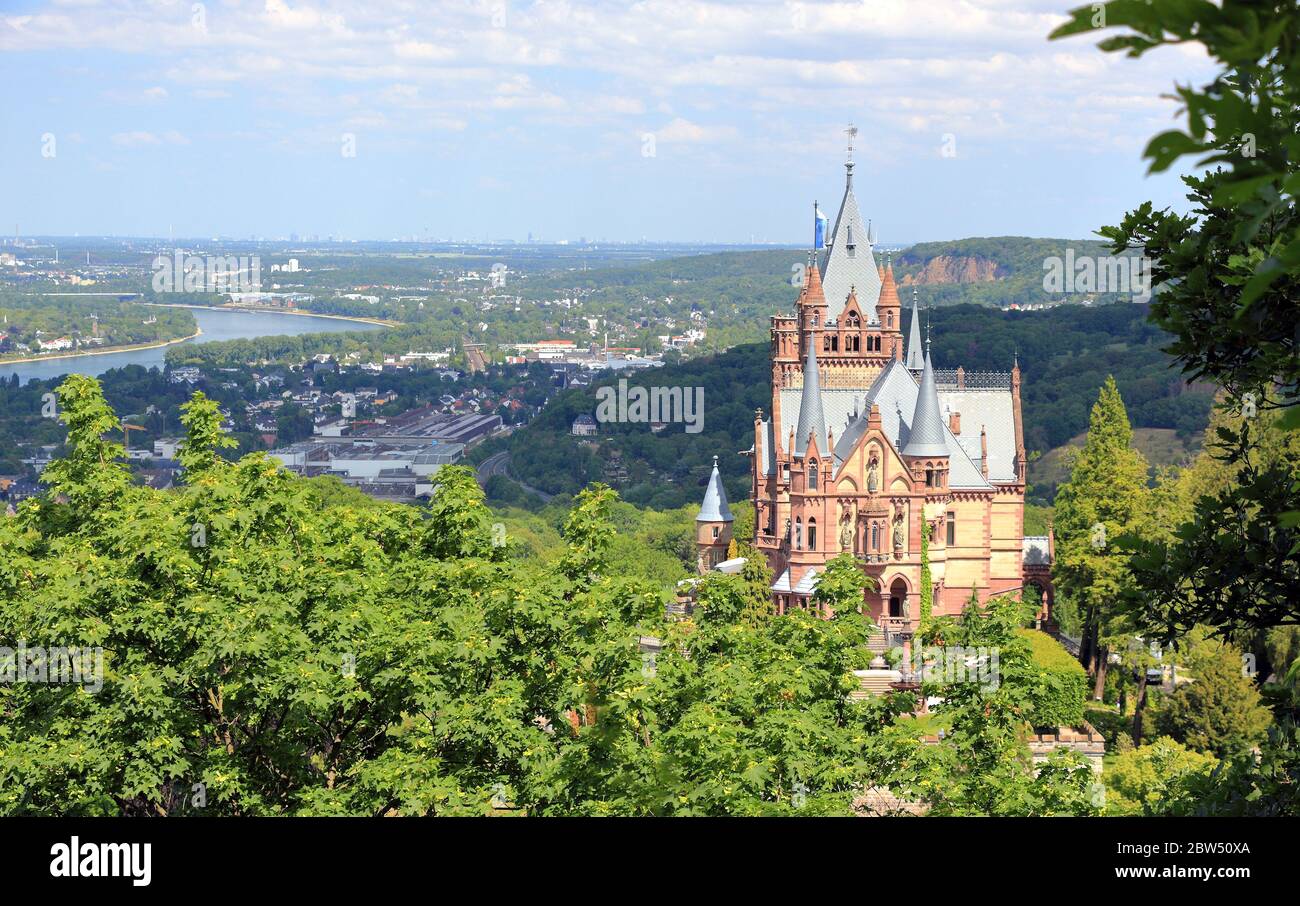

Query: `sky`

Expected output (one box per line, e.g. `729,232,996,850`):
0,0,1218,244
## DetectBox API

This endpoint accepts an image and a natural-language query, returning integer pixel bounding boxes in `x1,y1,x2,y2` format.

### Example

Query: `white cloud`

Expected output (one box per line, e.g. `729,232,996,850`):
1,0,1215,163
655,117,737,144
110,130,161,146
110,129,189,146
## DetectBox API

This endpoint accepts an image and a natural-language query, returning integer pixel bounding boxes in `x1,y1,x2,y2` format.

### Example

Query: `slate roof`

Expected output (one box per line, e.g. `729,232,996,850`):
1023,536,1051,565
698,456,734,522
938,388,1018,482
819,161,881,324
775,360,994,489
905,290,924,371
770,567,821,595
793,334,829,457
901,346,948,457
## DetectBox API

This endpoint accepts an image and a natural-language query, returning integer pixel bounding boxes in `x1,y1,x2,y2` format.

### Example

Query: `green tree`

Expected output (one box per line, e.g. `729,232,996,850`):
1054,0,1300,639
1052,377,1149,690
812,552,874,618
1104,737,1218,816
891,596,1100,816
0,376,1104,817
1156,639,1272,758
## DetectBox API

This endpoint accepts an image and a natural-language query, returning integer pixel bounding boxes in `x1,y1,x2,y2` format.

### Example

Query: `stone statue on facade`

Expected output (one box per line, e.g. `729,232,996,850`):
867,458,879,494
839,514,853,552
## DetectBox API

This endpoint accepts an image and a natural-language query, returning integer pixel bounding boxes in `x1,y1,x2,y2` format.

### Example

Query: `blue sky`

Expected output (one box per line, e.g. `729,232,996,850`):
0,0,1217,243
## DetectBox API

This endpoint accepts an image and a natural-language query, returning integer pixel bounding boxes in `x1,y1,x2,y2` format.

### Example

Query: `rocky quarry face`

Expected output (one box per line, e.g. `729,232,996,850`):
900,255,1003,285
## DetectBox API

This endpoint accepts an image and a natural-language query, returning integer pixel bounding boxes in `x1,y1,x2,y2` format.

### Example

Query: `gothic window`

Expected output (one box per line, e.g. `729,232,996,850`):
847,312,860,328
812,313,819,327
807,519,817,550
887,313,894,328
795,518,802,549
823,336,831,352
808,460,818,489
831,336,839,352
871,523,879,550
946,514,956,546
712,525,720,539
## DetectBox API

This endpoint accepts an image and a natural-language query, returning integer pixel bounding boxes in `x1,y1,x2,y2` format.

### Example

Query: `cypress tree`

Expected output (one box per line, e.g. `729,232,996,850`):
1053,376,1149,687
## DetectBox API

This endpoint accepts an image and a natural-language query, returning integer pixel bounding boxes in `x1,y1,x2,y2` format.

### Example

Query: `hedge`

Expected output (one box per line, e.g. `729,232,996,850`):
1015,629,1088,730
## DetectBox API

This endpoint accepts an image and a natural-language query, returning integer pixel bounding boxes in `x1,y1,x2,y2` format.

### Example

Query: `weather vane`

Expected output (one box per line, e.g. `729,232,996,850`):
845,123,858,161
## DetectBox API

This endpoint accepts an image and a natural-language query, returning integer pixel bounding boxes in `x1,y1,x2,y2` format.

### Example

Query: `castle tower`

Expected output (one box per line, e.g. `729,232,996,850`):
696,455,734,572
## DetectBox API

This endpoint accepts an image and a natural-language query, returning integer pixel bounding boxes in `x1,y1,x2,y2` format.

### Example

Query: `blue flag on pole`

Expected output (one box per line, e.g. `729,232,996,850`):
814,204,828,250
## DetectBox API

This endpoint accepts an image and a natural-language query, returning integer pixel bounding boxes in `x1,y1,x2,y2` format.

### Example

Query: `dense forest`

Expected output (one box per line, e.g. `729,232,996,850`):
486,302,1214,508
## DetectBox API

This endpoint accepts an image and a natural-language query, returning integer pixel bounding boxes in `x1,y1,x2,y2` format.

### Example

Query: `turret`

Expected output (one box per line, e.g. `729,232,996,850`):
696,455,734,571
799,252,828,335
903,334,950,491
877,254,902,335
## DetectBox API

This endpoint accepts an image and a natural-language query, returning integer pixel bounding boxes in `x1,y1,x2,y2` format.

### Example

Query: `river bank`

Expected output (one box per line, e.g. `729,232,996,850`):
140,302,397,329
0,329,203,366
0,307,385,386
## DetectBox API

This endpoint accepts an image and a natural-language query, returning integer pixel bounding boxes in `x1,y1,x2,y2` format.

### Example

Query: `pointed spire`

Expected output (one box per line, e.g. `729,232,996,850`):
697,455,733,522
903,339,949,458
878,258,900,317
905,289,924,370
794,334,828,458
804,251,825,306
822,146,881,323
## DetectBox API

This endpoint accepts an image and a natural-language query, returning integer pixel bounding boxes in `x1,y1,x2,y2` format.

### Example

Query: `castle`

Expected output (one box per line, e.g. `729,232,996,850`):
697,147,1051,638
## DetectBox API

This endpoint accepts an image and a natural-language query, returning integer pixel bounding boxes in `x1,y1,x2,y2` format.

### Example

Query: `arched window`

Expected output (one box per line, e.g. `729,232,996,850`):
794,518,803,550
887,313,894,328
871,523,879,550
808,460,818,489
847,312,860,328
807,519,817,550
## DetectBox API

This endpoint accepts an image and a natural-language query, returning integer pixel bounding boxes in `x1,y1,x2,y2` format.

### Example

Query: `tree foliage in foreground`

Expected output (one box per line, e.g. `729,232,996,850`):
0,376,1099,816
1054,0,1300,640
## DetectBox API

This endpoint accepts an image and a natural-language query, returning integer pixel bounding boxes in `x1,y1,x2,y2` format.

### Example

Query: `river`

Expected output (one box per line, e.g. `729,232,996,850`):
0,307,384,385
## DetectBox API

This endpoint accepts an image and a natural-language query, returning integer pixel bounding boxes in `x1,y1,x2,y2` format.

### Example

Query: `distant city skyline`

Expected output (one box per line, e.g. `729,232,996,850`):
2,1,1215,243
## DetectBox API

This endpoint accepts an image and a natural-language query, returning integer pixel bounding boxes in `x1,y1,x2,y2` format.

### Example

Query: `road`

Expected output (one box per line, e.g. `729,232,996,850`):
476,451,555,502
